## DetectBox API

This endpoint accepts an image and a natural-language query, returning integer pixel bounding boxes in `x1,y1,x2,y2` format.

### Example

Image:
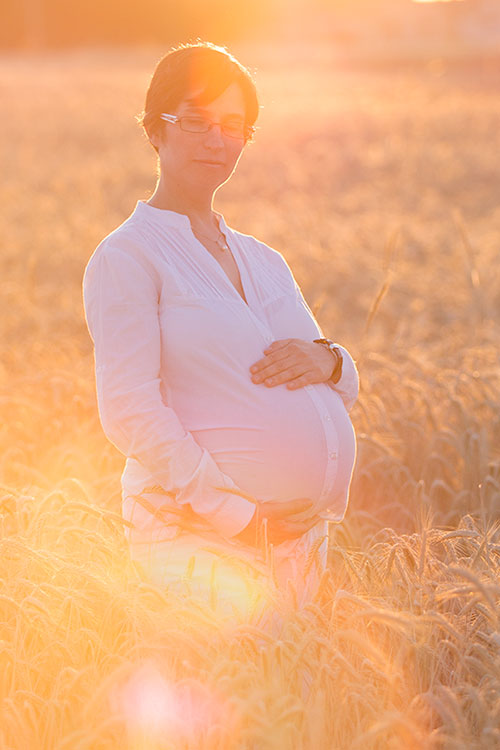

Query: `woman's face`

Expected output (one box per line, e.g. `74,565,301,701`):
153,81,249,195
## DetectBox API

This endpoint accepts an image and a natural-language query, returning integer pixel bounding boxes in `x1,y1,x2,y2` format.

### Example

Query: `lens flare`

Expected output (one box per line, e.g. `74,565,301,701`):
134,537,278,624
110,658,237,746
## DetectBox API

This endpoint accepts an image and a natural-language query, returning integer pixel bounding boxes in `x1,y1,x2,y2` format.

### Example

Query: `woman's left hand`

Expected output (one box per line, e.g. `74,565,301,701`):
250,338,336,390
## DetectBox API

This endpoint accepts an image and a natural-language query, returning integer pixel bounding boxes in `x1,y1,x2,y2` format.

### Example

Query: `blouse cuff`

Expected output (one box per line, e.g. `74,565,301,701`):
325,343,359,412
210,495,257,538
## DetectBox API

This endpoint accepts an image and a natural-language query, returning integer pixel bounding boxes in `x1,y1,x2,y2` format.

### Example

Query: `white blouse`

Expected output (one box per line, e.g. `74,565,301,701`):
82,200,359,547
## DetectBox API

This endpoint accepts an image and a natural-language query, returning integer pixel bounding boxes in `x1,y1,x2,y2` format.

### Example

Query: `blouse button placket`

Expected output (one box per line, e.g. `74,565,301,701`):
300,385,339,505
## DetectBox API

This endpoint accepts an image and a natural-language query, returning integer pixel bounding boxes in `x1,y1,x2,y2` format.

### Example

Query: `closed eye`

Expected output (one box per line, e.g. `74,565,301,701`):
185,110,244,124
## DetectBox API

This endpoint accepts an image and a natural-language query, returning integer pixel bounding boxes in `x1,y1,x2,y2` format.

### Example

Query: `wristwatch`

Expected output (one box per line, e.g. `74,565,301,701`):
313,338,343,384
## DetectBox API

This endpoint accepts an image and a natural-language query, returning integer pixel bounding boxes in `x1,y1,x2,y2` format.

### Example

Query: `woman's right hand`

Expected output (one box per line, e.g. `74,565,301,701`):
233,498,322,547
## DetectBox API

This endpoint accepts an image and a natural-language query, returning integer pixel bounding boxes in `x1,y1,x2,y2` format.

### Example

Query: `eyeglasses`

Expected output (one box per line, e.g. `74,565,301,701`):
160,113,257,141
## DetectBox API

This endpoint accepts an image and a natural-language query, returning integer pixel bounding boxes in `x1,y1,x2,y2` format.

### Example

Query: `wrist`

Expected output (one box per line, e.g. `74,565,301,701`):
313,338,343,384
328,349,341,381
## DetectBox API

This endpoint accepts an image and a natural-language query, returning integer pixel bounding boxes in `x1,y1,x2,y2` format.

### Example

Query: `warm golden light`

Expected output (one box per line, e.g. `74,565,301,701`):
3,2,500,744
139,541,277,622
110,659,235,747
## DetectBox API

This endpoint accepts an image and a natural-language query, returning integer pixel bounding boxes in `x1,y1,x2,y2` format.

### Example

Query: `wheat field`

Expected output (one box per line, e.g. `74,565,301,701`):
1,42,500,749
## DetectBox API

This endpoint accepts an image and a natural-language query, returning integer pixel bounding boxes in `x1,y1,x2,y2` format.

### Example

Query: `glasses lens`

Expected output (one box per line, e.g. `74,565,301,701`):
179,116,251,140
222,123,246,138
181,117,210,133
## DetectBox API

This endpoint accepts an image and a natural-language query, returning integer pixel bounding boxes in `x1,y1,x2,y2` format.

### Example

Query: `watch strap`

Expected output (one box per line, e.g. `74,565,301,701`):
313,338,343,384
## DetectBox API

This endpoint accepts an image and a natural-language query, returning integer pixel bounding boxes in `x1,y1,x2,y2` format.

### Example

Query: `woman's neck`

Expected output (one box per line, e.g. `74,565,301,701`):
146,184,217,232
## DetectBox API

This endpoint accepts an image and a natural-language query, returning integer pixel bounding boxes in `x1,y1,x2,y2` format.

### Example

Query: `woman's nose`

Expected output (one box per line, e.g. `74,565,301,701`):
204,123,225,146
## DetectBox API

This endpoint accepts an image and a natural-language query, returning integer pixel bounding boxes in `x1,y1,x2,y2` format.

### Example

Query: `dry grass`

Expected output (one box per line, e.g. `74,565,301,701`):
1,41,500,749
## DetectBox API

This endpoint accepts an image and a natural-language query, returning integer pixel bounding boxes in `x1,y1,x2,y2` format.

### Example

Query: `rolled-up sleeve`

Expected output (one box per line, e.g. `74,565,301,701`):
293,275,360,413
82,243,256,539
322,342,359,413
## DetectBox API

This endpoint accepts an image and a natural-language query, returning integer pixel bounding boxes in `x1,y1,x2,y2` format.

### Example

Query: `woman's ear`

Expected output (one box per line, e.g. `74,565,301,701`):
147,124,164,152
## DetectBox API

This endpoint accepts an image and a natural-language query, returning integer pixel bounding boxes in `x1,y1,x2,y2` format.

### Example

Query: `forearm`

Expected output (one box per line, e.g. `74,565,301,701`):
83,243,256,540
98,383,257,538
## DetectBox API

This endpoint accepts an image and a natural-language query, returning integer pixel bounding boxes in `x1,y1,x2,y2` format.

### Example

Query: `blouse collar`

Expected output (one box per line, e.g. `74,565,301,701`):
133,199,229,234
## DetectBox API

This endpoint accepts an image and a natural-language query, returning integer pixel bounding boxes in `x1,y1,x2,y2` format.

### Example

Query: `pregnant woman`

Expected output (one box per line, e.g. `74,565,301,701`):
83,41,359,620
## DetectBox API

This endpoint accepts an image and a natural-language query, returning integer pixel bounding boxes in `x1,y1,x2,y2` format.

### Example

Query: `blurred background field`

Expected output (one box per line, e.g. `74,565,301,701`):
2,2,500,746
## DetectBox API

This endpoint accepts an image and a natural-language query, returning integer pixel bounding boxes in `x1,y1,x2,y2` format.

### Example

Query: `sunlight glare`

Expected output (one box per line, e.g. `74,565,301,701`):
136,538,278,623
110,658,235,746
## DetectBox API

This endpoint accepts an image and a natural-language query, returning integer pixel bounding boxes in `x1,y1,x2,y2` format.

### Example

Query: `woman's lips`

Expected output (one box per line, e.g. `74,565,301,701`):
195,160,224,167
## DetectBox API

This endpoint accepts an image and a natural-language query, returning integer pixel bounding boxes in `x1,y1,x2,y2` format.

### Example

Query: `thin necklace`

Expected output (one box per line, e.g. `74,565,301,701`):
191,218,230,252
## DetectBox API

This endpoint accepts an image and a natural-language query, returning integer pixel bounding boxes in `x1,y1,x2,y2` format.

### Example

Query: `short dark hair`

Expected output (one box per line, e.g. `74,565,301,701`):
137,40,260,154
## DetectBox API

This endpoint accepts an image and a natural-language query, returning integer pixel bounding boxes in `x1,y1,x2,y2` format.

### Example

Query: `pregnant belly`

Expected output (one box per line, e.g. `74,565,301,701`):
189,381,356,516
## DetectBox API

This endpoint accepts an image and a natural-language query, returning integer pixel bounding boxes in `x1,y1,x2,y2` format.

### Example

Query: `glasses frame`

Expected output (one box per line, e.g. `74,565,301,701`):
160,113,257,141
